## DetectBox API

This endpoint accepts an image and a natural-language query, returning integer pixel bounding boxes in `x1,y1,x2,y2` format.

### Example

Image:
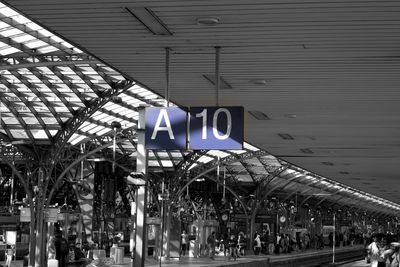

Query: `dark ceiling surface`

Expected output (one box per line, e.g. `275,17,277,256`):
3,0,400,205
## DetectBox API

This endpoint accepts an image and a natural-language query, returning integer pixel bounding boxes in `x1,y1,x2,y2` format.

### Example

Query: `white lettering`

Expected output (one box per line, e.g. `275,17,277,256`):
151,109,175,140
213,108,232,140
196,109,207,139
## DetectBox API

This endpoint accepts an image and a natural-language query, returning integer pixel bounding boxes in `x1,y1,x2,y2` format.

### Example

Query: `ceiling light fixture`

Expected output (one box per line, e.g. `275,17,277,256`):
203,74,232,89
300,148,313,154
285,114,297,118
252,79,268,85
126,7,172,36
278,133,294,140
196,17,220,26
248,110,270,120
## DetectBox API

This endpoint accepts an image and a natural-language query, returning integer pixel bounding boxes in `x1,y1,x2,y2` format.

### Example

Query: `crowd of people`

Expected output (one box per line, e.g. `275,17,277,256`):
47,229,120,267
184,229,369,261
366,233,400,267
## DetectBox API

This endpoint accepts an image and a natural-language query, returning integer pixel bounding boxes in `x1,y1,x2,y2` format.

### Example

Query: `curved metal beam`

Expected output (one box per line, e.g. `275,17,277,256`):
171,167,249,218
45,138,127,206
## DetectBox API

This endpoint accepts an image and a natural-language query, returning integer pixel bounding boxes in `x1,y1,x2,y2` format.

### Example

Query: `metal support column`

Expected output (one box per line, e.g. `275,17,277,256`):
133,106,148,267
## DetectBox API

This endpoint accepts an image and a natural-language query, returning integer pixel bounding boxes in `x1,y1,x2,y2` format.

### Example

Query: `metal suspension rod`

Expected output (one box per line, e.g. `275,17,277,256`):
215,46,221,106
165,47,170,107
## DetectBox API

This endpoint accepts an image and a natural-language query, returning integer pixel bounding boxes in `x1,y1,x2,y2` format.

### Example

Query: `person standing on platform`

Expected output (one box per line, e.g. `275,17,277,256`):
268,232,275,255
227,234,238,261
54,231,69,267
5,245,14,267
48,236,56,260
180,230,188,257
237,232,246,256
390,242,400,267
254,233,262,255
207,232,216,260
367,235,382,267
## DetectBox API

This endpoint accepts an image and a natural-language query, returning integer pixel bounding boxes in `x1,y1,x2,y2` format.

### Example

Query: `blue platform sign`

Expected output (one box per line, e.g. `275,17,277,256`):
189,106,244,150
145,107,187,150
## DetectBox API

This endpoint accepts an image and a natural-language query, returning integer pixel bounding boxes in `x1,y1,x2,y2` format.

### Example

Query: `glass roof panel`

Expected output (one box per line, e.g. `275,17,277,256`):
88,125,105,135
96,128,111,136
148,160,160,167
80,123,98,133
244,142,260,151
0,28,22,37
37,46,58,54
13,34,35,43
10,129,28,139
161,160,174,168
69,134,87,145
92,112,109,121
31,130,48,139
0,46,20,55
207,150,230,159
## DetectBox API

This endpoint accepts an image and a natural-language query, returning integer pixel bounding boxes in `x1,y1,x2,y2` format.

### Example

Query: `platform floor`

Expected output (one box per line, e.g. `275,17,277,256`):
3,245,364,267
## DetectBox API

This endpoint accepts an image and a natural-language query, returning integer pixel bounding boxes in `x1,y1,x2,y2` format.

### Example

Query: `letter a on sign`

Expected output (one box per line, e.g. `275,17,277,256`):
145,107,187,150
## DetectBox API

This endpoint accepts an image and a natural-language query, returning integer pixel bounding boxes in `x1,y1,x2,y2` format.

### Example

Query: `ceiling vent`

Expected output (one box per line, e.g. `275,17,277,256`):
126,7,172,36
278,133,294,140
196,17,220,26
300,148,313,154
248,111,270,120
203,74,232,89
321,161,334,166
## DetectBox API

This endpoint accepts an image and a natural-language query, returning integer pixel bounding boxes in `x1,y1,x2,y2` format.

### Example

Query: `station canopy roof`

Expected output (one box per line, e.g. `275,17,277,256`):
0,2,399,217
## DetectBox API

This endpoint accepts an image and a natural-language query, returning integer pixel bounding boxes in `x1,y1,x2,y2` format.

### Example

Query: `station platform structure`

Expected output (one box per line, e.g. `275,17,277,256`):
4,245,364,267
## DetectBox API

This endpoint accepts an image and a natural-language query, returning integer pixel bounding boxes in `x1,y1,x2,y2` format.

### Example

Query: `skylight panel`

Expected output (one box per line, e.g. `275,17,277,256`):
0,46,19,55
0,28,23,37
41,117,58,125
131,87,147,94
49,130,58,137
227,149,246,155
109,107,126,114
2,117,18,124
79,121,90,128
243,142,260,151
24,39,48,49
31,130,48,139
197,155,214,164
10,129,28,139
88,125,105,135
207,150,230,159
104,102,120,109
0,4,18,17
148,160,160,167
53,106,71,113
13,34,35,43
160,160,173,168
37,29,52,38
124,97,144,105
96,128,111,136
236,175,253,183
120,109,139,118
92,112,109,121
101,116,117,124
80,123,98,132
12,14,30,25
37,46,58,54
69,134,87,145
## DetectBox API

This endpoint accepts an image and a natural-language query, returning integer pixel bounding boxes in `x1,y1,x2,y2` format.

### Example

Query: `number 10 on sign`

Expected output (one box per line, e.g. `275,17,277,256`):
189,106,243,150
